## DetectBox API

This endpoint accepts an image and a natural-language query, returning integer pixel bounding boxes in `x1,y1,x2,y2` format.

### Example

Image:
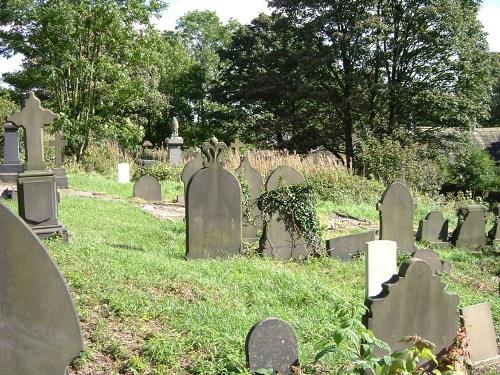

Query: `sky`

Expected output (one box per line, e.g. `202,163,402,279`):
0,0,499,76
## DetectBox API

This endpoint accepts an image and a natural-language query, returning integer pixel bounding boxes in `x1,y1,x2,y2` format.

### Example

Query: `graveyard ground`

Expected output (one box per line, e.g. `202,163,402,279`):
4,172,498,374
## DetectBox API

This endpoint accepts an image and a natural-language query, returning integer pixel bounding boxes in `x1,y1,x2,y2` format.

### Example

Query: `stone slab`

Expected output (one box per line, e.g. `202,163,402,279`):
327,231,376,261
416,211,449,244
118,163,130,184
168,137,183,166
461,303,500,368
0,201,82,373
246,318,299,375
365,240,397,297
181,153,204,193
265,165,304,191
133,175,162,202
411,249,451,275
451,205,487,251
53,167,69,188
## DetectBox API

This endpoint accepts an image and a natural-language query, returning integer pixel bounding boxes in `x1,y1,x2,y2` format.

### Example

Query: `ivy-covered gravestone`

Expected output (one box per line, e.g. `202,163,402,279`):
186,137,242,259
260,165,307,260
236,157,263,242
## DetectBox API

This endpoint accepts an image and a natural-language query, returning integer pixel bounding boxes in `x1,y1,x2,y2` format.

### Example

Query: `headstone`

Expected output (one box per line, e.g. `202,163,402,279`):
365,240,397,297
416,211,449,246
49,133,69,188
411,249,451,275
118,163,130,184
181,153,204,193
236,157,263,242
167,116,183,166
7,92,68,240
186,137,241,259
0,122,24,182
230,138,243,156
133,175,161,201
326,231,376,261
364,259,459,359
0,201,83,373
303,147,343,167
461,303,500,368
377,180,415,253
488,204,500,242
246,318,299,375
260,165,307,260
451,205,487,250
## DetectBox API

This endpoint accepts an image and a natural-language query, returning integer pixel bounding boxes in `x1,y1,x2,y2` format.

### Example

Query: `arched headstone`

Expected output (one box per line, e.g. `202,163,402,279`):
236,157,263,241
416,211,449,246
181,153,205,193
364,259,459,360
451,205,487,251
260,166,307,260
133,175,162,201
246,318,299,375
186,137,241,259
0,202,82,373
411,249,451,275
377,180,415,253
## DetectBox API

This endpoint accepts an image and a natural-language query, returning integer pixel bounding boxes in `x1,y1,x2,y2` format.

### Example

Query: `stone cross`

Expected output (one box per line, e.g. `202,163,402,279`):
7,92,59,171
49,133,67,168
230,138,243,155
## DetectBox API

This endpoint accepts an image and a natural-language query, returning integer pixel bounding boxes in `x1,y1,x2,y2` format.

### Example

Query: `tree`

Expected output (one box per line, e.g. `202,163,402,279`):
484,52,500,126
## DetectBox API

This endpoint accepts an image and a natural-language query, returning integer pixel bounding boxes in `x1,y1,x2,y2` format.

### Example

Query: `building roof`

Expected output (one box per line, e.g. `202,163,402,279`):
472,127,500,163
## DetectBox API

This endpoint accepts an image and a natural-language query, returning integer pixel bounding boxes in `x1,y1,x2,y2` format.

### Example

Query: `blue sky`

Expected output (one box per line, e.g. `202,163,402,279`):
1,0,499,77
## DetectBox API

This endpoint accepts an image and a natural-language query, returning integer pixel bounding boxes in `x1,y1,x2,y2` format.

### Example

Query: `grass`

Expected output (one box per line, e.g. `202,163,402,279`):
3,172,498,374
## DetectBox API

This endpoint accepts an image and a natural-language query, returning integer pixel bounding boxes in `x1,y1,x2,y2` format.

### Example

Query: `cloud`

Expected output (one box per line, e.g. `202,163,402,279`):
479,2,500,52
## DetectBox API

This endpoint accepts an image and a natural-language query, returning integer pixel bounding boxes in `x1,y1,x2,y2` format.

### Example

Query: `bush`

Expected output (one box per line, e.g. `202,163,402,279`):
80,142,126,176
134,162,182,182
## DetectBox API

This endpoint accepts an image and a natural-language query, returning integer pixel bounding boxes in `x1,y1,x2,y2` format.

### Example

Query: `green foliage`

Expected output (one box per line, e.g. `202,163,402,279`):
80,143,123,176
237,175,255,227
134,162,182,182
258,183,322,253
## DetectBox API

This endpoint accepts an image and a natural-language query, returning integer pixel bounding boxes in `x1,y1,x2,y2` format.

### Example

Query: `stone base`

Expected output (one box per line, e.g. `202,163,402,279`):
32,223,69,242
53,167,69,188
0,162,24,182
428,241,451,248
168,137,184,166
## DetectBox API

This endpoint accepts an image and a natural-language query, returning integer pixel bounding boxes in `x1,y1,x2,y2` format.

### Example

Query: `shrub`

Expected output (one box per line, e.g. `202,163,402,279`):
80,142,126,176
134,162,182,182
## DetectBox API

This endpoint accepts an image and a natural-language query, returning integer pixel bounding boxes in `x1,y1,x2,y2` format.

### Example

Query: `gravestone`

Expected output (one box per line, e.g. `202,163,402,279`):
260,165,307,260
181,153,205,193
451,205,487,250
488,204,500,242
377,180,415,253
186,137,241,259
7,92,68,240
118,163,130,183
168,116,183,166
0,201,82,373
461,303,500,368
230,138,243,157
365,240,397,297
236,157,263,241
0,122,24,182
364,259,459,359
246,318,299,375
416,211,449,246
133,175,161,201
326,231,376,261
49,133,69,188
411,249,451,275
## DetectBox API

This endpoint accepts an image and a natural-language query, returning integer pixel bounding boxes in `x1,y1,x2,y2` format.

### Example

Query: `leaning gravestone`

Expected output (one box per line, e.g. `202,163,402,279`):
377,180,415,253
0,201,82,373
488,204,500,242
7,92,68,240
49,133,69,188
246,318,299,375
133,175,162,201
451,205,487,250
365,240,397,297
364,259,459,359
260,165,307,260
461,303,500,368
186,137,241,259
411,249,451,275
326,231,376,261
0,122,24,182
236,157,263,242
416,211,449,246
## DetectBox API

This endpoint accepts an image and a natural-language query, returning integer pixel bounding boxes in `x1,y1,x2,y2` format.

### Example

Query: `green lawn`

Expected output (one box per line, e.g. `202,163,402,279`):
4,173,498,374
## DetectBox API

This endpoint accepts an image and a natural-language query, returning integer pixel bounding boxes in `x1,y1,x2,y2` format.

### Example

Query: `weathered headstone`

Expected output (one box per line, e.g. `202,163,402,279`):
461,303,500,368
451,205,487,250
0,201,82,373
364,259,459,359
168,117,183,166
488,204,500,242
365,240,397,297
181,153,205,193
49,133,69,188
133,175,162,201
246,318,299,375
411,249,451,275
118,162,130,183
377,180,415,253
7,92,68,240
260,165,307,260
236,157,263,242
326,231,376,261
416,211,449,246
0,122,24,182
186,137,241,259
230,138,243,156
